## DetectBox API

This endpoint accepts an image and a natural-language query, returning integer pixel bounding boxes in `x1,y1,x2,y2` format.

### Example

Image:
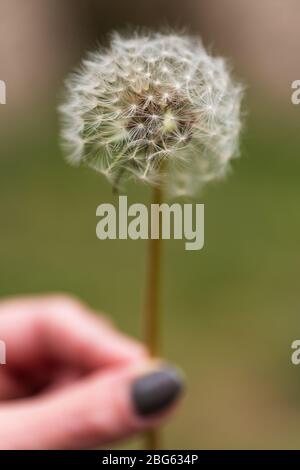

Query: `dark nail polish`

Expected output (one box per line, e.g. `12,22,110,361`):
132,366,184,417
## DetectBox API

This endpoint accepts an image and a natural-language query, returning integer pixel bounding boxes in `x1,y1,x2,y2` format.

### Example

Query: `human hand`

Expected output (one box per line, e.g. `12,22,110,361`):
0,294,183,449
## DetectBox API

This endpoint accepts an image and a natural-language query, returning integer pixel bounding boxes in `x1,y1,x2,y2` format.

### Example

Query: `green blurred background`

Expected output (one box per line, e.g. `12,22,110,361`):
1,0,300,449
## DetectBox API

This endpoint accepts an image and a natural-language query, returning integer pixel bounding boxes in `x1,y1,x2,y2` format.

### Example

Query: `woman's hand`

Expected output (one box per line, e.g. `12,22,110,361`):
0,294,183,449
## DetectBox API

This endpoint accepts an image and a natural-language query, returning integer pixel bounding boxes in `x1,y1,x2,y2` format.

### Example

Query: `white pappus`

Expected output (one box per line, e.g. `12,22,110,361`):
59,31,243,197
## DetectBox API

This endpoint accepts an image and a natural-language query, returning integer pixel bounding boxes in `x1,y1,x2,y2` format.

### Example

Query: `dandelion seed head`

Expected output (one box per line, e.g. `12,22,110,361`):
59,31,243,196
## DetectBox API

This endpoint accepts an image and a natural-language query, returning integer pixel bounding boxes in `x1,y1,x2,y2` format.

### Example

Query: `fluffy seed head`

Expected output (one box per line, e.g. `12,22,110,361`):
59,31,243,197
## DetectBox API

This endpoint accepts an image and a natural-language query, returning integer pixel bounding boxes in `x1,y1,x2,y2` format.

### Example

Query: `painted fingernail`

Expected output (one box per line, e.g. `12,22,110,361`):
132,365,184,417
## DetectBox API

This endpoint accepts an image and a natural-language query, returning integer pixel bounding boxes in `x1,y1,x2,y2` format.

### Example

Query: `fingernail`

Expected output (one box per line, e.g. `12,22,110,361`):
131,365,184,417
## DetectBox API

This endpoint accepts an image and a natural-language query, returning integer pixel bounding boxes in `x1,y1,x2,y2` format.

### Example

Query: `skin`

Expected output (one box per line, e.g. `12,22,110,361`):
0,294,177,449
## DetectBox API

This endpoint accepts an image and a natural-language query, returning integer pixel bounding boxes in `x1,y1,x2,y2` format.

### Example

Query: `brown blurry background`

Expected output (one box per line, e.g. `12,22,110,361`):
1,0,300,449
1,0,300,115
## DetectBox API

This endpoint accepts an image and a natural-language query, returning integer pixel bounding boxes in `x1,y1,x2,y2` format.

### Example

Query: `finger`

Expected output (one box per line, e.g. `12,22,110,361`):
0,371,31,400
0,294,146,371
38,296,146,370
0,361,184,449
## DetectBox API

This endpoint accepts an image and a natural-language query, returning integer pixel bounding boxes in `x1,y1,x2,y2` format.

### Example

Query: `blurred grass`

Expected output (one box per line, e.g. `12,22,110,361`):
1,107,300,448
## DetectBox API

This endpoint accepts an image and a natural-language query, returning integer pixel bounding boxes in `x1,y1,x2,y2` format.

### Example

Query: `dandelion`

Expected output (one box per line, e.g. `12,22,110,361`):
59,31,243,450
59,31,243,197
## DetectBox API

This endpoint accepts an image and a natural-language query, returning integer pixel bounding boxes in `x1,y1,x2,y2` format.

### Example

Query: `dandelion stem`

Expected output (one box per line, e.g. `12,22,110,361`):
144,183,163,450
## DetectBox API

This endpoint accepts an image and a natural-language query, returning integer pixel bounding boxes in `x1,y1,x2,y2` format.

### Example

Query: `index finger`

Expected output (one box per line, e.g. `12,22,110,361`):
0,294,147,371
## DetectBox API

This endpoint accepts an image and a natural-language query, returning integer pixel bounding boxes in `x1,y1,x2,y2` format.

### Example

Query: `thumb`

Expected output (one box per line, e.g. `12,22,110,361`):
0,361,184,449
